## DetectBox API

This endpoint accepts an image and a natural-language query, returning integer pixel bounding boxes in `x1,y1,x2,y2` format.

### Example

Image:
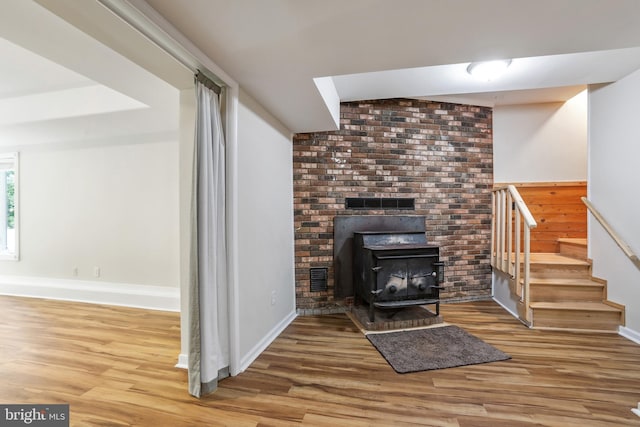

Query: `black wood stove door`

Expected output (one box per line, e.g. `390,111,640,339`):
375,254,439,301
407,256,438,297
376,258,408,300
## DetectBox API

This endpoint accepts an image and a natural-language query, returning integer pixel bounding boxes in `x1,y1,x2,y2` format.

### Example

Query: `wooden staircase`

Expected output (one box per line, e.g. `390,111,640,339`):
519,238,624,333
492,184,625,333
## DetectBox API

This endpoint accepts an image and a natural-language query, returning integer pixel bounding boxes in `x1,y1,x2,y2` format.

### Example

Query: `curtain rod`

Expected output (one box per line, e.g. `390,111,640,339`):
195,71,222,94
98,0,228,92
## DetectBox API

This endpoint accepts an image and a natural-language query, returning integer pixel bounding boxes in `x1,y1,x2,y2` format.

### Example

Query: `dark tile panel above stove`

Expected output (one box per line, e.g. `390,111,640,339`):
345,197,415,210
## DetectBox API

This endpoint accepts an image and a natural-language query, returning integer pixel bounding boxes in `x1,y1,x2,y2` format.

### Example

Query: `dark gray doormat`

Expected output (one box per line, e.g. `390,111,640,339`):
366,325,511,373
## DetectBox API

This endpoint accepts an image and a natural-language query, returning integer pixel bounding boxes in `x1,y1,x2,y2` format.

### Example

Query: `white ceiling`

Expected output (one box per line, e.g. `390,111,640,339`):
141,0,640,133
4,0,640,141
0,0,178,149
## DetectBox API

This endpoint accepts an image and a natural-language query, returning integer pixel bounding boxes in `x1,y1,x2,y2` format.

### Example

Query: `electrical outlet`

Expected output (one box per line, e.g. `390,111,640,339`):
270,290,276,306
94,267,100,278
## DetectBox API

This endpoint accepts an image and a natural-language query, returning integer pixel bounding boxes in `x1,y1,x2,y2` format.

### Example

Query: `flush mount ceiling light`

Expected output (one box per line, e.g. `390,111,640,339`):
467,59,512,81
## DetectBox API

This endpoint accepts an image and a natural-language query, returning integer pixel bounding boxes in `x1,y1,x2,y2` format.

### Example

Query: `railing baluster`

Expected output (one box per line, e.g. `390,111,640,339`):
524,225,531,323
491,185,537,325
515,206,521,295
491,191,496,268
506,191,513,276
497,189,504,270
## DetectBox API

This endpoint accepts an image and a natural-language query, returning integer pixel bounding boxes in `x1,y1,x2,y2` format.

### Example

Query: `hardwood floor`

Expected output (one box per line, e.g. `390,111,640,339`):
1,296,639,426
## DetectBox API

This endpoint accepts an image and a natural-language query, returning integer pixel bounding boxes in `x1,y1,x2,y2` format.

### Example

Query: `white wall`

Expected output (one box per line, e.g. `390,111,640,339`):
0,140,180,292
492,93,588,312
493,91,588,183
492,271,520,318
237,89,296,370
589,72,640,338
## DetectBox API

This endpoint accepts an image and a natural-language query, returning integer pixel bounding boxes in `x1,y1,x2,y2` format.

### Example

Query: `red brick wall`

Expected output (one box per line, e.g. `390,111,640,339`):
293,99,493,309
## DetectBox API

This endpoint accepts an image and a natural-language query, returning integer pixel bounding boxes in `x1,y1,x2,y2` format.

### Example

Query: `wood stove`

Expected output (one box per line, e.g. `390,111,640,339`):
353,230,443,322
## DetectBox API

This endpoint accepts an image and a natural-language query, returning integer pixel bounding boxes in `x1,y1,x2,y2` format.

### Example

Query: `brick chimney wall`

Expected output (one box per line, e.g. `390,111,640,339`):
293,98,493,310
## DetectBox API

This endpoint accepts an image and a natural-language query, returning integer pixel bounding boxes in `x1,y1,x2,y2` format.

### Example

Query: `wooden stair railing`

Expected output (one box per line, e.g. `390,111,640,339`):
492,185,537,322
582,197,640,270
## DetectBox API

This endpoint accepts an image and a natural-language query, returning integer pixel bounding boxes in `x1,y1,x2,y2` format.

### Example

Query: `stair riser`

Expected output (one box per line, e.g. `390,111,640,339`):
532,309,621,331
529,285,604,303
517,301,532,326
528,265,590,279
559,243,587,260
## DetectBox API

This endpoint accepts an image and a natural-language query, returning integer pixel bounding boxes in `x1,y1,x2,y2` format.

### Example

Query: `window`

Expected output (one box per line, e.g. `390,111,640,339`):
0,152,18,260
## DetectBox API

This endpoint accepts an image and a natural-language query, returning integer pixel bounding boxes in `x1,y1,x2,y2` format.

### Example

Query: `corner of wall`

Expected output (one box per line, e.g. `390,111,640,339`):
238,310,297,374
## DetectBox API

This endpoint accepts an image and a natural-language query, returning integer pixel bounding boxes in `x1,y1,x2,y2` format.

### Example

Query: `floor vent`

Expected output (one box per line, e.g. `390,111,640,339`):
310,267,328,292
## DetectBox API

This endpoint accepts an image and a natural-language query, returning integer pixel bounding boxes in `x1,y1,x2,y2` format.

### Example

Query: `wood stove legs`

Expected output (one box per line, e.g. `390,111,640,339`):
369,289,383,322
367,300,441,323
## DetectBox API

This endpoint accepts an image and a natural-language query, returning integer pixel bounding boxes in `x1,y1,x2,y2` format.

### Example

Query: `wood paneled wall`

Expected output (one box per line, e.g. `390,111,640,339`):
496,182,587,253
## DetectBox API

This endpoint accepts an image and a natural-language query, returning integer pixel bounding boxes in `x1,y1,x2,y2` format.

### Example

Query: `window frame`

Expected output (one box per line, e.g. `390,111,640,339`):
0,152,19,261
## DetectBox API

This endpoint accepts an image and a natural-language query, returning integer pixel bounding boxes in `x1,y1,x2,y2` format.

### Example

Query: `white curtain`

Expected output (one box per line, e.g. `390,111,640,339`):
188,80,229,398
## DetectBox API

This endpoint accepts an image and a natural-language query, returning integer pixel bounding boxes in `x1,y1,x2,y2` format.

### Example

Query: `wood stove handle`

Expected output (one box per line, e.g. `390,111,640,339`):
370,268,383,299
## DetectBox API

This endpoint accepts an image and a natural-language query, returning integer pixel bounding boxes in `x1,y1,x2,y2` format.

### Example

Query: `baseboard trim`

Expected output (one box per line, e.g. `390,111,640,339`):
238,310,297,374
0,275,180,312
492,296,531,328
619,325,640,345
175,353,188,370
492,296,519,319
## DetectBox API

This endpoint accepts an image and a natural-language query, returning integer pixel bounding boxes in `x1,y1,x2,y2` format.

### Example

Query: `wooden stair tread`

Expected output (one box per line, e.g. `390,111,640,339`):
557,238,587,246
530,302,621,312
528,253,590,265
526,278,604,286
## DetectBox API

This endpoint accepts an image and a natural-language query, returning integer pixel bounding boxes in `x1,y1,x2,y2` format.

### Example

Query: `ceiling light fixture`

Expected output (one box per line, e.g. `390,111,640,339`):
467,59,512,81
